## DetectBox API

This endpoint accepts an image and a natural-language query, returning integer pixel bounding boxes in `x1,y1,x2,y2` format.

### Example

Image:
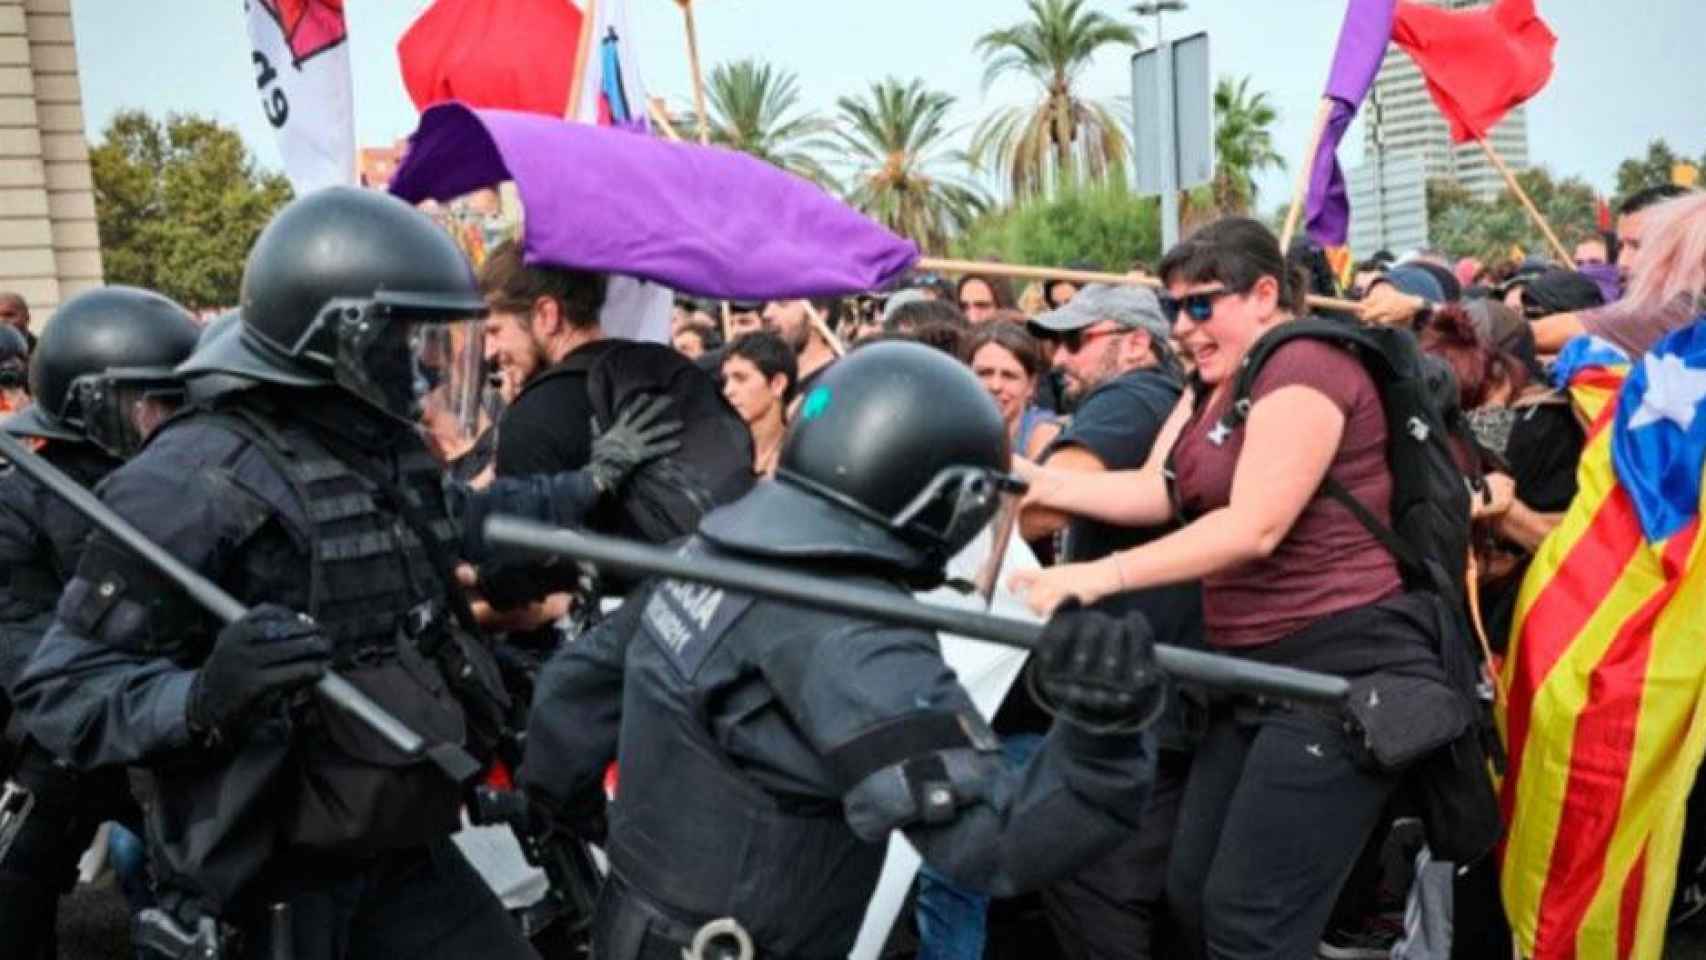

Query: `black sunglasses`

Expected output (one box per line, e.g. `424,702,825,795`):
1157,287,1235,324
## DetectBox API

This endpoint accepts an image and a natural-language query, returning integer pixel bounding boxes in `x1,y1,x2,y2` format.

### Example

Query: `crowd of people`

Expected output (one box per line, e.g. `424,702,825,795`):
0,176,1700,960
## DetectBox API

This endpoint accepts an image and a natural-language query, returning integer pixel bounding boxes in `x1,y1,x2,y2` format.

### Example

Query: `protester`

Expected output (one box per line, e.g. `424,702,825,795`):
886,296,966,334
726,299,764,338
672,321,718,360
1359,263,1445,328
721,331,796,476
0,293,32,352
1015,282,1202,960
958,322,1060,462
1418,305,1577,650
1573,237,1608,268
0,325,27,414
957,272,1015,325
762,297,842,394
1530,186,1700,353
1012,218,1460,959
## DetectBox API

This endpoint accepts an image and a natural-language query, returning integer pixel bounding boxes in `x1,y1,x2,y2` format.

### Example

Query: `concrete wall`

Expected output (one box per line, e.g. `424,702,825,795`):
0,0,100,329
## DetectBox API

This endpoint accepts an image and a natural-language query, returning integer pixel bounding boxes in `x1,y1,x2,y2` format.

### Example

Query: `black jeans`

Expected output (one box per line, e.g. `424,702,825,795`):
238,838,540,960
1166,705,1397,960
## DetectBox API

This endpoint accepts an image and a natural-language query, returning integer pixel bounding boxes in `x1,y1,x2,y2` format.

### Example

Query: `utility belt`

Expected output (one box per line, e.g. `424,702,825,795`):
595,872,760,960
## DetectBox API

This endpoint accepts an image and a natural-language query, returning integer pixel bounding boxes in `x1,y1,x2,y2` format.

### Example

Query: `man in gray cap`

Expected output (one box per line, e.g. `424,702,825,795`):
1018,282,1202,960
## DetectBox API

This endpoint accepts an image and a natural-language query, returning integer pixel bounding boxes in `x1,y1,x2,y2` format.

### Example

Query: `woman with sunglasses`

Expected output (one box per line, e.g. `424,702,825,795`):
1010,217,1442,959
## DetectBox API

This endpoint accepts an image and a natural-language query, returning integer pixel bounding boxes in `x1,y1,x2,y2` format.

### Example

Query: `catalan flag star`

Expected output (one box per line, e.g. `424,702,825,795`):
1626,350,1706,432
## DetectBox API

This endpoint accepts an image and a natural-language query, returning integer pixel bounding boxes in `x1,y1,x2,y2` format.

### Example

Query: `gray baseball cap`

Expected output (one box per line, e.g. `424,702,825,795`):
1031,283,1170,343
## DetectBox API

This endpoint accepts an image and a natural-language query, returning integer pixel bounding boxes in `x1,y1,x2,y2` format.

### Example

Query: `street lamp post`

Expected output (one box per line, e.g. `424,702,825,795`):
1132,2,1188,249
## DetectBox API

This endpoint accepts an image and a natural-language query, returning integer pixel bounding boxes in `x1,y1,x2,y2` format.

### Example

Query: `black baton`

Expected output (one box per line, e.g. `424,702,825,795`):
483,515,1351,707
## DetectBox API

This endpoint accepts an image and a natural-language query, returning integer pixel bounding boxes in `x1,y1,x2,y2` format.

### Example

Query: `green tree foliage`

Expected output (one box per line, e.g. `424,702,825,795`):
1614,138,1685,203
969,0,1138,202
1211,76,1285,215
697,59,836,189
953,179,1159,272
833,78,988,255
90,110,291,309
1427,167,1598,264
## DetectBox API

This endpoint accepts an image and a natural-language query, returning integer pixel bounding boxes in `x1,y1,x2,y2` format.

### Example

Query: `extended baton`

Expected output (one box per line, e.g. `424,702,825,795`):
0,430,482,786
484,515,1351,707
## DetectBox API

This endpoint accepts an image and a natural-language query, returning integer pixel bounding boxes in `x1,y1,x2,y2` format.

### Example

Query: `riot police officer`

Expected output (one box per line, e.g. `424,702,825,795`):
0,286,201,959
523,341,1163,960
13,187,537,959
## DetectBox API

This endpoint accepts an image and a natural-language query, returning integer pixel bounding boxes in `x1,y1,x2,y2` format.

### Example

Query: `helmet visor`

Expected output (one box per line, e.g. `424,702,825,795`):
893,465,1027,603
336,305,486,440
71,374,185,458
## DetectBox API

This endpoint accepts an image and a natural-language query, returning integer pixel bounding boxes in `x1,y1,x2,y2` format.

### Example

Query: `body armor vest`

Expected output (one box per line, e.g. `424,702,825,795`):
607,581,887,959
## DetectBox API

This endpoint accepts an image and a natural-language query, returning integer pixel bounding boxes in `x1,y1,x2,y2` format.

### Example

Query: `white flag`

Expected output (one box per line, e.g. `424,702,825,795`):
570,0,672,344
243,0,355,194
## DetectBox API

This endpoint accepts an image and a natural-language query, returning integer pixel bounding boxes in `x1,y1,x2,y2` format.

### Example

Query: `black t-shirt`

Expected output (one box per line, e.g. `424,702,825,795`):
995,367,1206,746
494,340,625,479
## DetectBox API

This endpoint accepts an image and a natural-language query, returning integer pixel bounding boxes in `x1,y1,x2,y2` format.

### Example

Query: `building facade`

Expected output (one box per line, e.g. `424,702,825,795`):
0,0,99,326
1344,0,1532,257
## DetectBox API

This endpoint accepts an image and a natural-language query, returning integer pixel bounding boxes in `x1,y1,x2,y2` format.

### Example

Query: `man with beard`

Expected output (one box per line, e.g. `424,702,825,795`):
1016,284,1203,960
761,298,841,395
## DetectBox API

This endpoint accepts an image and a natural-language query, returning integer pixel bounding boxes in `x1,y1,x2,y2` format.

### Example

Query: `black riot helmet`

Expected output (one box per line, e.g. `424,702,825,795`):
700,341,1022,584
0,323,27,390
4,285,200,455
177,186,488,436
179,310,258,405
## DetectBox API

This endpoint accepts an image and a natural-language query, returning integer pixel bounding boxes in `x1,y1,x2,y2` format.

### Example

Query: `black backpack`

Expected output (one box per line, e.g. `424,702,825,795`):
551,340,755,544
1216,318,1475,613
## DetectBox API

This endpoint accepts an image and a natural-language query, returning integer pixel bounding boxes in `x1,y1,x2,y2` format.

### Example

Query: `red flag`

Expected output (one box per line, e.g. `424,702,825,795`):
1596,196,1613,233
1393,0,1556,143
398,0,584,117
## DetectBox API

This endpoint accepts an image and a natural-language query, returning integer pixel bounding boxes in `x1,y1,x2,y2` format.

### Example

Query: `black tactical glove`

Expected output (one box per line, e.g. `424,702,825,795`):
1030,601,1164,734
187,604,331,743
586,394,684,494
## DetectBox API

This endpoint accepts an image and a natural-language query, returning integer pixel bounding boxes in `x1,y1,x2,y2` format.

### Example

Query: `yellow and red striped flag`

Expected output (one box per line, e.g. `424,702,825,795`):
1499,325,1706,958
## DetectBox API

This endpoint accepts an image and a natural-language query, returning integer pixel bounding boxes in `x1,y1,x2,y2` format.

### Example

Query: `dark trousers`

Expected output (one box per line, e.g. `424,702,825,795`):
0,741,139,960
238,838,539,960
1040,749,1190,960
1166,706,1397,960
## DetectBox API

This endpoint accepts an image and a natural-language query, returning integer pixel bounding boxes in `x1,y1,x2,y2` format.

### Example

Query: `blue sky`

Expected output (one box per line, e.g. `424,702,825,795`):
70,1,1704,209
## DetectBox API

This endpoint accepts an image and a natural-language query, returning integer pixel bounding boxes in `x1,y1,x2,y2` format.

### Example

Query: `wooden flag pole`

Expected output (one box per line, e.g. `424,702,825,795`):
647,97,683,141
564,0,600,121
1279,98,1335,252
916,256,1363,315
676,0,712,146
1478,136,1572,264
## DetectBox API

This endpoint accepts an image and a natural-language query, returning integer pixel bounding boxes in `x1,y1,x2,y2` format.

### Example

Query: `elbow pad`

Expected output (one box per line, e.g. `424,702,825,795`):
836,710,1003,842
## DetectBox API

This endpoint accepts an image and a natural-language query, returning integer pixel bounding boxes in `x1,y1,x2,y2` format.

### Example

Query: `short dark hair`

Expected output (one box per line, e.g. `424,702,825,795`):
960,322,1045,379
885,299,966,332
725,330,798,400
910,320,967,357
1619,184,1692,217
676,322,721,353
478,240,607,330
1158,217,1303,314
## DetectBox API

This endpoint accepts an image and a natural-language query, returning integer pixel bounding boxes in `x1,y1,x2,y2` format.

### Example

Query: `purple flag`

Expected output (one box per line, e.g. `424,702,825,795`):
1305,0,1397,246
389,102,920,300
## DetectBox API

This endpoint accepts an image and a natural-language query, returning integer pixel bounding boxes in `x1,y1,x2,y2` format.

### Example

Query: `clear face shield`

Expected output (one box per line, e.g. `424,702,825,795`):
892,465,1028,606
331,299,487,446
69,373,185,459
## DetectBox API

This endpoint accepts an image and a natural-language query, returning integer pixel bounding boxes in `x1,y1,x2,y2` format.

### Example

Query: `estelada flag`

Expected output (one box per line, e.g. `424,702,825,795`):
1393,0,1557,143
1499,322,1706,959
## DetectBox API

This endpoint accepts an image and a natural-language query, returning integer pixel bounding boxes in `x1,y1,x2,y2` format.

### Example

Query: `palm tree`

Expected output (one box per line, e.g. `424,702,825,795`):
1211,75,1285,215
696,58,836,188
969,0,1140,201
833,78,989,254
